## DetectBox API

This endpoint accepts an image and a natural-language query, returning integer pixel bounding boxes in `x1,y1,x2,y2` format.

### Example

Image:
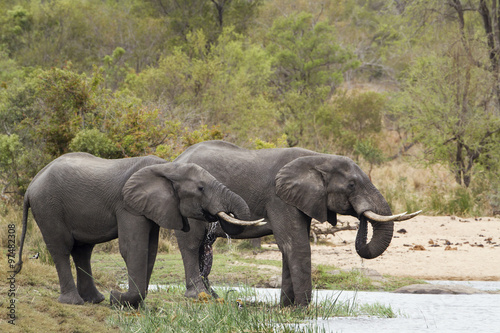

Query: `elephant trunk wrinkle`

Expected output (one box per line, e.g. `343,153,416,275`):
217,182,251,220
355,216,394,259
353,185,394,259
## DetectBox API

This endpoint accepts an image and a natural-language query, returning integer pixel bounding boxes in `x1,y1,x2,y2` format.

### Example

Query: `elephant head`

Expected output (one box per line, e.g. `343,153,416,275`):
122,163,264,232
275,155,420,259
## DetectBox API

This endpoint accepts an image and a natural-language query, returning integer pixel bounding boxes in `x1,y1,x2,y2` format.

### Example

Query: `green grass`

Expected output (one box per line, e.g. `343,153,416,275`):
91,248,283,288
108,287,397,332
1,206,419,332
311,265,425,292
91,248,424,294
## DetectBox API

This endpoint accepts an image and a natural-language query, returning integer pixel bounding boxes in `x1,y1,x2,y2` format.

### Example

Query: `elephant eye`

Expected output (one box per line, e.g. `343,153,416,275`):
348,181,355,191
198,186,205,192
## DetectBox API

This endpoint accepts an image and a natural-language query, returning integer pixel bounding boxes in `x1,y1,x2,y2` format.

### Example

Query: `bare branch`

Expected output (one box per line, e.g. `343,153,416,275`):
310,219,357,244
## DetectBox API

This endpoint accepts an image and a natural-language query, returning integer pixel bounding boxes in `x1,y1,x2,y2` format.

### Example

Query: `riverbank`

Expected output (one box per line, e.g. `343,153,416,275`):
255,215,500,281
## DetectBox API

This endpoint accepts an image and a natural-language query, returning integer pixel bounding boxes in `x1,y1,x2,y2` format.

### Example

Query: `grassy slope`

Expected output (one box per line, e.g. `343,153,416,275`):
0,256,118,332
1,237,422,332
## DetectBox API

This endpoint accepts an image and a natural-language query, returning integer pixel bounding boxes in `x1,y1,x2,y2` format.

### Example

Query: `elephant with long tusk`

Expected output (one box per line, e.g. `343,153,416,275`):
174,140,421,306
14,152,265,308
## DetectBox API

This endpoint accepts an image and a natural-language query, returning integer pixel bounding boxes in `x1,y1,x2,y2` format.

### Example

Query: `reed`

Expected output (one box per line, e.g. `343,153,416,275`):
108,287,396,332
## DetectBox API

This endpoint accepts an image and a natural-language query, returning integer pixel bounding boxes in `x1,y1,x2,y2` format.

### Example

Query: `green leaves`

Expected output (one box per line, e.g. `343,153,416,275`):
266,12,358,92
69,129,119,158
263,11,362,149
0,134,21,169
391,51,500,187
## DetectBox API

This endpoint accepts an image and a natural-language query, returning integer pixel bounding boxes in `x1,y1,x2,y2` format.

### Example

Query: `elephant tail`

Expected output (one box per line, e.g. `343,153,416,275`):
14,196,29,275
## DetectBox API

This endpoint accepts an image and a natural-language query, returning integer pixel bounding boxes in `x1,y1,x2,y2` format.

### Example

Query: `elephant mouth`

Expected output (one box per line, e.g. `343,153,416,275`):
202,209,219,223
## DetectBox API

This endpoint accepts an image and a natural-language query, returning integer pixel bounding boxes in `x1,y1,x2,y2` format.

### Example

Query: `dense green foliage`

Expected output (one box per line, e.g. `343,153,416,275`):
0,0,499,213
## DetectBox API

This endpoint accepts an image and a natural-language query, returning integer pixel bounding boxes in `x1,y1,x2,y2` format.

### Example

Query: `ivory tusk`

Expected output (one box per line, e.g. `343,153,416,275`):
363,210,407,222
395,210,423,221
217,212,267,226
363,210,422,222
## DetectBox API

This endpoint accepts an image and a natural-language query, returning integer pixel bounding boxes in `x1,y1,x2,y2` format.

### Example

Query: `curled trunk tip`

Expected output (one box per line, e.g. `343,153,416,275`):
355,216,394,259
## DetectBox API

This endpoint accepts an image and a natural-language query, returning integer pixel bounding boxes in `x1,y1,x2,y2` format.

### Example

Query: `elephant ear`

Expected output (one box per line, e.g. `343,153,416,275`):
122,164,189,232
275,156,328,222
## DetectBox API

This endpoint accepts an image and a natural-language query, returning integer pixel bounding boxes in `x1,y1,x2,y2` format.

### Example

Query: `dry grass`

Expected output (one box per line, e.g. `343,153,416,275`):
0,254,119,332
368,158,492,216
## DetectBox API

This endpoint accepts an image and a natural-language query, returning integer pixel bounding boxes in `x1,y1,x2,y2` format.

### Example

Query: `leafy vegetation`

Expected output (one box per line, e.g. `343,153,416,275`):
0,2,499,329
1,0,498,214
0,0,498,214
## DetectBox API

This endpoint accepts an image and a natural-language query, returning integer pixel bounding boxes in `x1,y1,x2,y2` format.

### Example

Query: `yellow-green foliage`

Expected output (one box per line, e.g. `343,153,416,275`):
0,0,498,213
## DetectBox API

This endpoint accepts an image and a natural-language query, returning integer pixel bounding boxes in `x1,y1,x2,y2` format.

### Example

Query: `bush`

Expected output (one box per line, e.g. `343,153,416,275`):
69,129,119,158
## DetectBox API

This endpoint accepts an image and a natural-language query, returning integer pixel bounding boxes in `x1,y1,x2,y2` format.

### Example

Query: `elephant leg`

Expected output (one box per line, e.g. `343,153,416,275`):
268,206,312,306
51,251,85,305
280,253,295,306
146,224,160,288
110,214,154,308
175,222,211,298
71,243,104,304
37,218,84,305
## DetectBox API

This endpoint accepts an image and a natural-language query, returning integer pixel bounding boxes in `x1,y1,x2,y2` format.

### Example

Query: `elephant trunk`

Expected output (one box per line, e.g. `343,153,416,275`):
355,216,394,259
352,183,394,259
211,181,254,235
214,181,251,220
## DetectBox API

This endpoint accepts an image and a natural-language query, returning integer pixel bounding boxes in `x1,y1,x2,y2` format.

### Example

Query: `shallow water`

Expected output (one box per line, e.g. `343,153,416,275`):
248,282,500,333
149,282,500,332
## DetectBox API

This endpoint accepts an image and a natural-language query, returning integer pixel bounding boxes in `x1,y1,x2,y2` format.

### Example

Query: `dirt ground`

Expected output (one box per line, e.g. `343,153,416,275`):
256,215,500,281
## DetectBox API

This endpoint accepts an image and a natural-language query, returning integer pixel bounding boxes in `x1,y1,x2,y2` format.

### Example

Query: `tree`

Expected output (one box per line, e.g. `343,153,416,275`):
129,28,279,144
446,0,500,103
265,12,360,148
391,52,500,187
318,88,386,156
389,1,500,188
68,129,119,158
143,0,262,46
0,134,23,198
0,5,32,57
0,1,169,76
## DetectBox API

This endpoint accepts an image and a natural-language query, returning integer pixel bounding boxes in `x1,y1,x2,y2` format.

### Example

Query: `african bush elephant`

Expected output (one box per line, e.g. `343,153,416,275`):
14,152,263,308
174,141,420,306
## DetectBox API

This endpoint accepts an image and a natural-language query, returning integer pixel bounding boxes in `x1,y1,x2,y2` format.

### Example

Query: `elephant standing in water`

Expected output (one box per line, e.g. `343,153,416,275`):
175,141,421,306
15,153,263,308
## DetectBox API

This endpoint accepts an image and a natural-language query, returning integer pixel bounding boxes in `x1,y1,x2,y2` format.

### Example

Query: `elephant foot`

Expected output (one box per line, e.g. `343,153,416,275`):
110,290,144,309
280,295,294,307
280,289,310,307
185,276,219,299
81,291,105,304
185,287,219,299
185,287,199,299
58,291,85,305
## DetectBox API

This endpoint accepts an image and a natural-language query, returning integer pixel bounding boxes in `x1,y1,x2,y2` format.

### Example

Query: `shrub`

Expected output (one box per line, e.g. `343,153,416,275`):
69,129,119,158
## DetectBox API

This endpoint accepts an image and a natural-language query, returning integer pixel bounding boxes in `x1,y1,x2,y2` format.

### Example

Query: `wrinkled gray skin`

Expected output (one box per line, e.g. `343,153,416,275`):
175,141,395,307
15,152,253,308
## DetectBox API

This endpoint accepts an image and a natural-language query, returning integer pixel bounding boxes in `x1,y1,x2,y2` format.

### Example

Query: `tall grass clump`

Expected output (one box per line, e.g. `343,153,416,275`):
109,287,396,332
313,265,374,291
0,203,54,266
370,160,494,217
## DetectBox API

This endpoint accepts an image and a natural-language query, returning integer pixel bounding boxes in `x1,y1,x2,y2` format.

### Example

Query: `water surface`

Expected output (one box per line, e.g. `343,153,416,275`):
249,282,500,333
149,282,500,332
